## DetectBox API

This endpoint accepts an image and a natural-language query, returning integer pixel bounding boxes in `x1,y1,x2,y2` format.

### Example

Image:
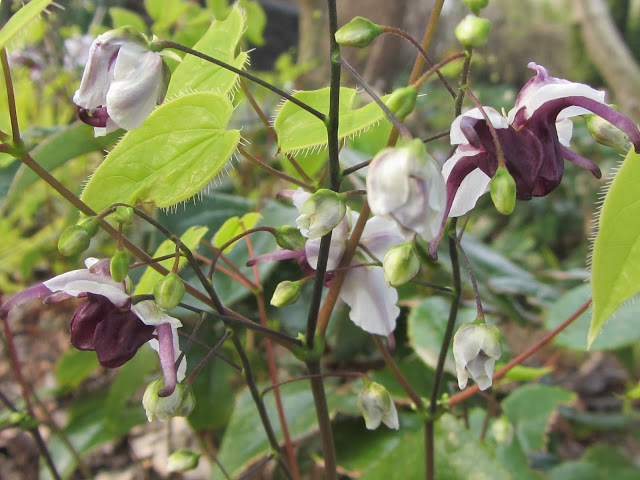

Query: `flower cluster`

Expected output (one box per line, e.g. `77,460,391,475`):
0,258,185,398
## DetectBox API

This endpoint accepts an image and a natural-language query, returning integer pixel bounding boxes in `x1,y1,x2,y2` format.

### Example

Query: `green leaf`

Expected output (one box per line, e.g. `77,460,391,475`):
55,350,99,389
407,296,477,373
590,149,640,345
548,445,640,480
109,7,148,33
144,0,188,26
166,6,248,97
240,0,266,46
212,212,261,251
81,92,240,211
0,0,52,50
134,225,209,295
274,87,391,155
3,123,119,210
547,283,640,351
502,364,553,381
502,384,575,453
213,379,358,478
335,414,510,480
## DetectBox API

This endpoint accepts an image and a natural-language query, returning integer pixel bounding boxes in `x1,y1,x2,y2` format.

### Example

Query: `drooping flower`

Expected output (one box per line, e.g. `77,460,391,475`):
367,139,446,242
439,62,640,226
0,258,185,396
453,322,501,391
73,28,170,136
296,189,347,239
357,381,399,430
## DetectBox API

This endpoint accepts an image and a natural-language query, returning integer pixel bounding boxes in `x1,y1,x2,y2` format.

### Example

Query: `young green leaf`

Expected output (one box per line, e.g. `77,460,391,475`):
166,5,248,97
81,92,240,211
589,149,640,346
212,212,262,252
274,87,391,156
0,0,52,50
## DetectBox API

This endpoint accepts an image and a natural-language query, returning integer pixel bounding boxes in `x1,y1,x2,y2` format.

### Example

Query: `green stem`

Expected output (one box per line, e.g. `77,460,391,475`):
237,145,314,191
373,336,423,408
1,48,21,143
156,40,325,121
307,360,337,480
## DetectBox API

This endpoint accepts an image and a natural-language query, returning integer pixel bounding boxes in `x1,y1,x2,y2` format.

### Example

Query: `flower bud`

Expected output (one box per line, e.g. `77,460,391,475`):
167,448,201,473
58,226,91,257
357,381,399,430
142,380,195,422
491,415,514,445
453,321,501,391
112,205,134,225
455,15,491,50
383,242,420,287
153,272,185,311
463,0,489,15
335,16,384,48
274,225,306,251
384,86,418,120
109,250,130,283
270,280,302,307
296,189,347,239
77,216,100,237
490,167,516,215
585,112,632,154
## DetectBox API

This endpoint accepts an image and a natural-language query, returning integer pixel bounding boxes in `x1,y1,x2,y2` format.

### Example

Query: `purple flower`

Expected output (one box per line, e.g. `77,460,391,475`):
0,258,185,397
437,63,640,239
72,28,169,136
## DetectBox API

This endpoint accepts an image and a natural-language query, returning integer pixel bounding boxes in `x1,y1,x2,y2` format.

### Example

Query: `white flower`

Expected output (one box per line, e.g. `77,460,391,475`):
357,381,399,430
453,322,501,391
295,189,347,239
367,138,446,242
73,28,169,136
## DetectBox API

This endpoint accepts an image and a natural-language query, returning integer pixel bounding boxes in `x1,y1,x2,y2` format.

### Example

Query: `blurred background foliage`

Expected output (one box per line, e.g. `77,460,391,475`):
1,0,640,479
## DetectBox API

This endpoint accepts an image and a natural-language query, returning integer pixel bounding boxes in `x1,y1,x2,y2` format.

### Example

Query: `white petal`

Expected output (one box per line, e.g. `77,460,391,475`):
366,149,411,216
451,107,509,145
340,265,399,336
442,149,491,217
360,216,407,259
43,270,129,306
292,188,312,211
556,118,574,147
132,300,182,328
382,400,399,430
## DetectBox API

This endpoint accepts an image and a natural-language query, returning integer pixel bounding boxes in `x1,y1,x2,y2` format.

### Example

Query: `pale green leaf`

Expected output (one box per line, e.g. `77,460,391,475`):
166,5,248,97
274,87,391,155
55,350,99,389
81,92,240,211
590,149,640,346
0,0,52,50
109,7,148,33
144,0,188,26
212,212,261,252
134,225,209,295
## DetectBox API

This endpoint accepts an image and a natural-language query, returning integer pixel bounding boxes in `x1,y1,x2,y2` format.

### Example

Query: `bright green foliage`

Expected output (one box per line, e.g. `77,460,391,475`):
55,350,99,389
212,212,262,252
502,384,574,453
81,92,240,211
502,365,553,381
109,7,148,33
134,225,208,295
145,0,190,29
274,87,391,155
590,149,640,346
0,0,53,50
165,6,248,97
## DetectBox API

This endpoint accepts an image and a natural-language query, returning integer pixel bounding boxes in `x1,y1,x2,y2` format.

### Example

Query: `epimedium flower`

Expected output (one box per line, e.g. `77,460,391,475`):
367,138,446,243
453,321,501,391
441,62,640,222
357,381,399,430
0,258,185,397
73,27,170,136
296,189,347,239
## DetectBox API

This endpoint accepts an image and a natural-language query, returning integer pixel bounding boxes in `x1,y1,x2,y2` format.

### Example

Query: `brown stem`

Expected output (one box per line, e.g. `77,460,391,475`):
238,145,315,191
373,336,423,408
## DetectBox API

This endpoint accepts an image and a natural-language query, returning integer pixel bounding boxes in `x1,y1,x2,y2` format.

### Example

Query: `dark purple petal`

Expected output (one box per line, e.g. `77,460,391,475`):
91,301,155,368
69,296,107,350
155,323,177,397
561,146,602,179
78,106,110,128
0,283,53,319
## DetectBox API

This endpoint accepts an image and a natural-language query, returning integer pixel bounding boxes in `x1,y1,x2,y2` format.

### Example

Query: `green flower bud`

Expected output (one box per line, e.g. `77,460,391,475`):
270,280,302,307
153,272,185,311
384,86,418,120
455,15,491,50
357,381,398,430
142,380,195,422
297,189,347,239
167,448,201,473
58,226,91,257
112,205,134,225
383,242,420,287
274,225,306,251
109,250,130,283
490,167,516,215
77,216,100,237
463,0,489,15
335,16,384,48
585,111,632,154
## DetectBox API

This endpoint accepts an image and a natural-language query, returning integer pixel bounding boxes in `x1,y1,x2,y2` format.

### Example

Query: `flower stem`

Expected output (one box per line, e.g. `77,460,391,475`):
261,371,368,396
373,336,423,408
454,235,484,319
1,48,21,143
449,298,592,407
307,360,337,479
238,145,315,191
465,86,506,169
156,40,325,121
